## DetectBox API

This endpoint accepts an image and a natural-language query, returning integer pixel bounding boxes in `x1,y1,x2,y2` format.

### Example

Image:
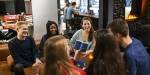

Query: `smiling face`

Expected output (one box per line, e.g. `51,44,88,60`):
17,24,28,39
49,24,57,35
82,20,92,32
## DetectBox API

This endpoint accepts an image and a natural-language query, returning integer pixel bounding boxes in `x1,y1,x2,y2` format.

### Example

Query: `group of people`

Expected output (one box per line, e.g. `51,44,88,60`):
7,17,150,75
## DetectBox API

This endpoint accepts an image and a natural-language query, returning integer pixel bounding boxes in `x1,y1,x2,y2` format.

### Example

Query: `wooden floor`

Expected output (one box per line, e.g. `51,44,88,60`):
0,61,39,75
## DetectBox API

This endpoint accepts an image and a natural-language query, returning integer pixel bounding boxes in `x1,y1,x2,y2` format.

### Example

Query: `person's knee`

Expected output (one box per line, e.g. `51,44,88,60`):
14,63,24,71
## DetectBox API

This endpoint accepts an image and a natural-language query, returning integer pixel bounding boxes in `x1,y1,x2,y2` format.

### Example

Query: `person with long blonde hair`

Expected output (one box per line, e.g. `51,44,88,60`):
43,35,86,75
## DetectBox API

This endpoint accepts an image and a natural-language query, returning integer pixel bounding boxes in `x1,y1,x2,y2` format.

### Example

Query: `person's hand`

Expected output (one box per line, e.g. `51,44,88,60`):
32,58,42,74
86,50,93,54
74,50,80,60
32,58,42,67
82,50,93,57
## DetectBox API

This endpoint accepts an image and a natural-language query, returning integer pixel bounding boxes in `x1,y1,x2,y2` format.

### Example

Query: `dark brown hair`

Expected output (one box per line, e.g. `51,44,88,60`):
107,18,129,37
88,29,126,75
16,21,28,29
82,17,94,42
46,20,59,37
71,2,76,6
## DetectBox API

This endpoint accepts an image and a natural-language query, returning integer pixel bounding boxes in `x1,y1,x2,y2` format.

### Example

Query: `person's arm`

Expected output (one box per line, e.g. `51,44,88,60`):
8,41,32,66
70,30,81,60
89,39,95,50
29,36,40,59
72,8,79,15
126,53,137,75
29,37,42,69
39,36,45,58
85,39,95,55
70,30,80,45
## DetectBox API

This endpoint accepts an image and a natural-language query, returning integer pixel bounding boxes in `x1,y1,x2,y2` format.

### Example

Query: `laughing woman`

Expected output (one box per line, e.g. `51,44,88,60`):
70,17,95,68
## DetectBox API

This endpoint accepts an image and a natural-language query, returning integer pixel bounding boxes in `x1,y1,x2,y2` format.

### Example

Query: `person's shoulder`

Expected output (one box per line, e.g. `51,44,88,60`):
42,34,48,38
7,37,18,46
76,29,83,33
125,37,145,57
68,7,72,10
41,34,49,40
131,37,146,48
73,29,82,36
132,37,142,43
8,37,17,43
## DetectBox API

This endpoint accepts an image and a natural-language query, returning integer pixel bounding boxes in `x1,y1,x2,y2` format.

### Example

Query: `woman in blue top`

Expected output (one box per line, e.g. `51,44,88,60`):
70,17,95,52
70,17,95,68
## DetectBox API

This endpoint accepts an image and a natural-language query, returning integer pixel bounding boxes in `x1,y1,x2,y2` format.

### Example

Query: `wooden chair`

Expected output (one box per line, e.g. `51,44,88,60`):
0,61,11,75
7,55,13,67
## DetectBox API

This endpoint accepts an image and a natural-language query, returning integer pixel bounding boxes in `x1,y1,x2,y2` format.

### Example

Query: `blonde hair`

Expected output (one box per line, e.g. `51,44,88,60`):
16,21,28,29
43,35,81,75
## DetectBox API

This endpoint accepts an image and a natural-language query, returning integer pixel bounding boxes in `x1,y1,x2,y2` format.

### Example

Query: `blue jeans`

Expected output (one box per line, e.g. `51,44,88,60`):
13,63,25,75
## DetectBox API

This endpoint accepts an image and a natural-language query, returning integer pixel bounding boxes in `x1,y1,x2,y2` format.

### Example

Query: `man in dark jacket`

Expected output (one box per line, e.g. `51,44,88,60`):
8,21,42,75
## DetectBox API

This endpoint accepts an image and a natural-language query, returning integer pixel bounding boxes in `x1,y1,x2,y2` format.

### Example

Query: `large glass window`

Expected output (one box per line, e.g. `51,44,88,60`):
89,0,99,15
79,0,88,13
125,0,132,19
59,0,99,16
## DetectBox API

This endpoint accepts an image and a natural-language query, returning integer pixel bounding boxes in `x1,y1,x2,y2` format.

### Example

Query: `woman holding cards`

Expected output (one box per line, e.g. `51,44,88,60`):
70,17,95,69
